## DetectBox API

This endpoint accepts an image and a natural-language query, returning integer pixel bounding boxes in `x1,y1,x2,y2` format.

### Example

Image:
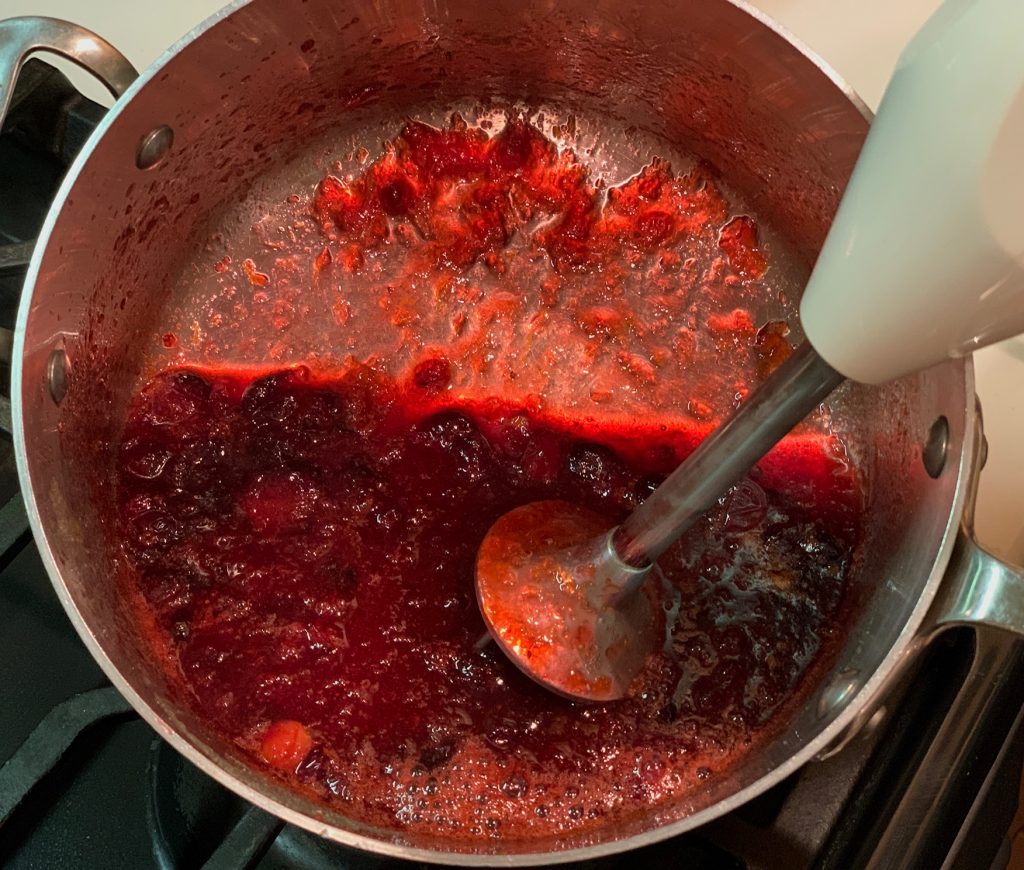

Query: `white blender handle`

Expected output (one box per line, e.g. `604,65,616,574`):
799,0,1024,385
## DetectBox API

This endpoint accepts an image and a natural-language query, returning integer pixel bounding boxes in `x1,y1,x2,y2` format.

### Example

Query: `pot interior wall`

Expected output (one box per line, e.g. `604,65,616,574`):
18,0,967,856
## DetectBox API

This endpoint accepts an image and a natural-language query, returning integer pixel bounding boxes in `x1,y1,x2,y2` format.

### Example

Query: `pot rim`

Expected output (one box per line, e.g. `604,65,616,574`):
10,0,976,864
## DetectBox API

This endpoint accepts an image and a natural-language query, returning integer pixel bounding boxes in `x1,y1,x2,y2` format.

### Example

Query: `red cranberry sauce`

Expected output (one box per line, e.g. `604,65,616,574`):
302,117,783,425
116,364,860,840
117,117,859,841
312,117,749,276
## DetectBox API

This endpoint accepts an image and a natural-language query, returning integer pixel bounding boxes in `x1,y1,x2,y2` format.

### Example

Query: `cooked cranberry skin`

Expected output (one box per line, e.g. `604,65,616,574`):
378,177,416,216
412,356,452,390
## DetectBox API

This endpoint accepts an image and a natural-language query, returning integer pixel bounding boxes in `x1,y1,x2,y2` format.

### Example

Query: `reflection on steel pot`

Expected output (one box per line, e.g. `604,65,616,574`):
2,2,1023,866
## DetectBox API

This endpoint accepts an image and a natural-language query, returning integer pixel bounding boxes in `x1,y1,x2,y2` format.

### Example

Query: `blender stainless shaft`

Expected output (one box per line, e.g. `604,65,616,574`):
613,341,844,567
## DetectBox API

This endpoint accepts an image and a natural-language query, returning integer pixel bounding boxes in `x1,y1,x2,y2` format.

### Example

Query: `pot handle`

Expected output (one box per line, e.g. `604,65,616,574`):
930,506,1024,638
927,401,1024,638
0,17,138,374
853,401,1024,869
0,16,137,122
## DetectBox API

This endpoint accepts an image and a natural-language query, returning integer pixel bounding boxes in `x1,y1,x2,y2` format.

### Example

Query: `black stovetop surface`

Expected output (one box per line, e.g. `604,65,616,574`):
1,59,1022,870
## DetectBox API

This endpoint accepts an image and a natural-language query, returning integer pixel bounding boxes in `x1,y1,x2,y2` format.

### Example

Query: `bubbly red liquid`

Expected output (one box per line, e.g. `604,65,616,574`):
116,118,861,840
116,365,859,839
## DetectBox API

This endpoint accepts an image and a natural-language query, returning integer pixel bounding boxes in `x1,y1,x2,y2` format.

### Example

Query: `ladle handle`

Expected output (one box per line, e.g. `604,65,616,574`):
614,342,844,567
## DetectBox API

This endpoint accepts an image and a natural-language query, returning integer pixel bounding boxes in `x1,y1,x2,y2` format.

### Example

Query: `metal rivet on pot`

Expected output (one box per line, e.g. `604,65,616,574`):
923,415,949,478
136,125,174,170
46,348,69,405
816,668,860,719
864,705,887,736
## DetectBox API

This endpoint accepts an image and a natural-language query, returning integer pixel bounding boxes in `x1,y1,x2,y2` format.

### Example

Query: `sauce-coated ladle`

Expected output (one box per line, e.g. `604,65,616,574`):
475,0,1024,701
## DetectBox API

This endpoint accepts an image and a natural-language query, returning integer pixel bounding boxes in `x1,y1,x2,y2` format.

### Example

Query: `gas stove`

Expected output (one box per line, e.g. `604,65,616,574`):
1,43,1023,870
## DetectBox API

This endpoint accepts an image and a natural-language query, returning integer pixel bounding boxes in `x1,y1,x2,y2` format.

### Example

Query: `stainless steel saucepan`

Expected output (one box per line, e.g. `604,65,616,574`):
2,1,1023,864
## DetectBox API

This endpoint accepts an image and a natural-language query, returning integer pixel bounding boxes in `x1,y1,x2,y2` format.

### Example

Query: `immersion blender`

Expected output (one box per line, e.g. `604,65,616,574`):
474,0,1024,701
